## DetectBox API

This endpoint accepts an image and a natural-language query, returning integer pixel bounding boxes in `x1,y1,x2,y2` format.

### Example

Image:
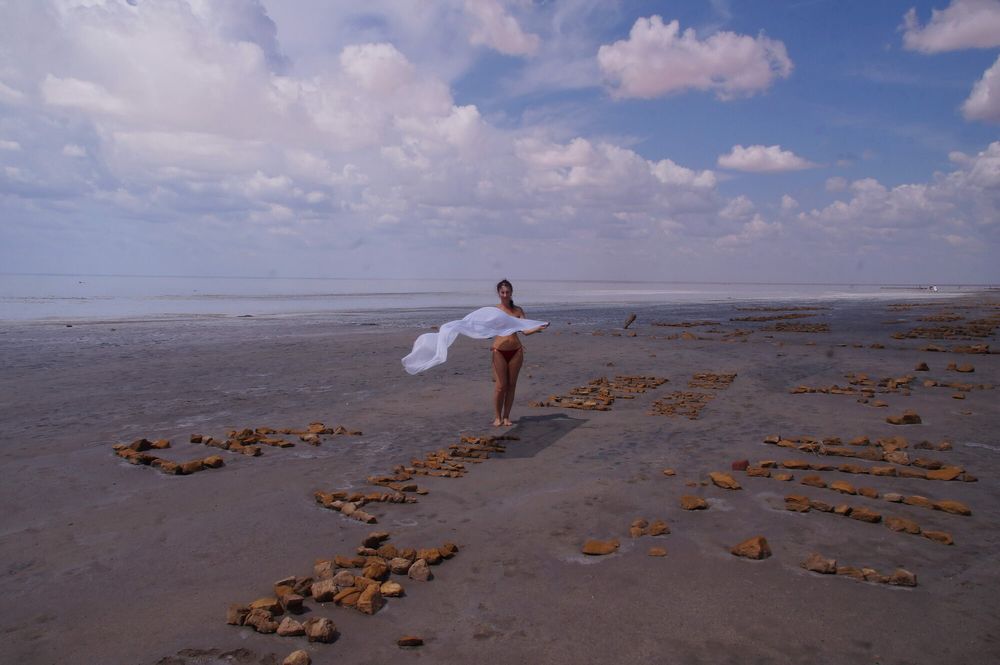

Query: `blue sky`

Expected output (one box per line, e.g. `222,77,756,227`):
1,0,998,284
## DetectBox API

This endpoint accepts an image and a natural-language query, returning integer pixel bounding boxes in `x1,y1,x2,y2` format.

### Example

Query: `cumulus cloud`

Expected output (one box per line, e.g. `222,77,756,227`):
717,214,781,248
826,176,848,192
902,0,1000,53
963,54,1000,122
597,15,792,100
464,0,540,56
717,145,816,173
781,194,798,210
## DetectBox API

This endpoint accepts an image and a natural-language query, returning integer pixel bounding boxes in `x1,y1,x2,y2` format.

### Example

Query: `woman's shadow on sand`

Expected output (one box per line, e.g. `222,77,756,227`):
499,413,585,459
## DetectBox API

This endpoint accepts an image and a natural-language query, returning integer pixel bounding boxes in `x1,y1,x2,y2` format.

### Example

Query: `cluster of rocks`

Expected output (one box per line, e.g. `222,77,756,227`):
919,313,964,322
314,490,416,525
764,322,830,333
228,532,457,641
531,375,668,411
892,319,998,341
648,391,714,419
785,494,955,545
760,434,973,482
886,410,922,425
731,313,816,322
946,362,976,373
688,372,737,390
801,553,917,586
112,438,225,475
582,517,670,557
785,473,972,515
651,320,720,327
191,422,362,456
921,343,991,354
736,305,828,312
790,372,914,404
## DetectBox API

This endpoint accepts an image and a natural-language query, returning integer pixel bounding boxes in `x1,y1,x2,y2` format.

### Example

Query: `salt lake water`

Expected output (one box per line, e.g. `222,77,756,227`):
0,273,980,322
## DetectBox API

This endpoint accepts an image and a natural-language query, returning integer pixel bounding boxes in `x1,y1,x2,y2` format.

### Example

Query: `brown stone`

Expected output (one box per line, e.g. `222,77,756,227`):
763,434,781,444
862,568,888,583
249,597,282,615
898,467,928,479
352,575,379,589
934,499,971,516
362,531,391,548
581,539,620,555
440,542,459,558
333,587,360,606
903,495,934,509
848,507,881,523
334,555,364,568
245,608,279,634
885,517,922,534
310,579,339,602
730,536,771,560
202,455,224,468
923,530,954,545
871,466,897,477
417,548,443,565
809,499,834,512
680,495,708,510
277,616,305,637
329,570,354,588
782,460,810,470
380,581,404,597
375,543,398,559
858,487,879,499
398,636,424,648
800,475,826,488
629,526,645,538
408,558,433,581
151,459,180,475
304,616,337,643
278,593,303,613
773,472,793,481
836,566,864,580
883,451,910,466
888,569,917,587
883,492,904,502
282,650,311,665
709,471,741,490
914,362,929,371
631,518,649,529
829,480,857,495
648,547,668,557
746,467,770,477
927,466,963,481
833,504,852,516
802,553,836,574
648,520,670,536
178,460,204,475
731,459,750,471
956,364,974,373
226,604,250,626
389,557,412,574
886,411,921,425
662,468,677,476
838,463,869,475
356,584,384,615
785,495,811,512
362,557,389,580
759,460,778,468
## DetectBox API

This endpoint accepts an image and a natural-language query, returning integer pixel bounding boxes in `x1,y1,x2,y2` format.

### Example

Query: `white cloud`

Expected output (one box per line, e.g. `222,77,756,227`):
62,144,86,157
719,195,755,220
41,75,131,115
464,0,540,56
597,15,792,100
717,144,816,172
0,140,21,151
717,214,781,248
902,0,1000,53
963,54,1000,122
826,176,848,192
781,194,798,210
0,80,26,104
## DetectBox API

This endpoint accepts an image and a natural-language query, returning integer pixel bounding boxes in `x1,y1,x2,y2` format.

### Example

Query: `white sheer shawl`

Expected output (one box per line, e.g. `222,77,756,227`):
402,306,548,375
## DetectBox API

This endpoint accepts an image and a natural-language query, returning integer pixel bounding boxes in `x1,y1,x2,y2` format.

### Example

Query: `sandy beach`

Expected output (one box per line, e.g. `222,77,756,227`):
2,296,999,665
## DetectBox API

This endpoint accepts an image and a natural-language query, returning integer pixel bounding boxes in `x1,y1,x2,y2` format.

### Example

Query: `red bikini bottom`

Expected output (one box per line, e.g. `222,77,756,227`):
494,347,521,362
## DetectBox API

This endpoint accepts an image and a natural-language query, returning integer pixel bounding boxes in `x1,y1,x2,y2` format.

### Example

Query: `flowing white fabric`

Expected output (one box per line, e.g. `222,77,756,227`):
402,306,548,375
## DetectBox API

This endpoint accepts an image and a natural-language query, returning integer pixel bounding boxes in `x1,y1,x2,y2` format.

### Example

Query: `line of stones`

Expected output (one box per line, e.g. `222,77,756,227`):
531,375,668,411
784,493,954,546
191,421,363,457
112,438,224,475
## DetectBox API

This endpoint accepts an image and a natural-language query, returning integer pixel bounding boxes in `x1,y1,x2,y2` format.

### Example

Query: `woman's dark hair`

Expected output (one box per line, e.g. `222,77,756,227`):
496,279,514,308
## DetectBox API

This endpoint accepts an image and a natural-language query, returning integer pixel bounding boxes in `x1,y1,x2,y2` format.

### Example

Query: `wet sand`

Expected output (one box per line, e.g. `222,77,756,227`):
1,298,999,665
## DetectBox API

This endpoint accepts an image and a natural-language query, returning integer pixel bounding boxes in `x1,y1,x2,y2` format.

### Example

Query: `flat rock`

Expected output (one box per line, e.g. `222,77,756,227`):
746,467,770,477
934,499,972,516
581,539,620,555
785,494,811,512
389,557,413,574
730,536,771,560
836,566,865,581
903,495,934,509
923,530,954,545
883,493,904,502
356,584,384,615
772,472,793,481
648,519,670,536
709,472,742,489
310,579,338,603
858,487,879,499
829,480,856,495
249,597,282,615
680,495,708,510
885,517,921,534
647,547,668,557
848,507,881,523
731,459,749,471
225,604,249,626
802,553,836,574
398,636,424,648
417,548,443,565
886,411,921,425
800,475,826,488
380,581,404,597
362,531,391,548
888,569,918,587
927,466,963,481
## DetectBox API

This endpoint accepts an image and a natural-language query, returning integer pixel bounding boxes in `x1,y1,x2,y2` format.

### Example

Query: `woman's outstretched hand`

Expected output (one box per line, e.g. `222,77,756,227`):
526,323,549,334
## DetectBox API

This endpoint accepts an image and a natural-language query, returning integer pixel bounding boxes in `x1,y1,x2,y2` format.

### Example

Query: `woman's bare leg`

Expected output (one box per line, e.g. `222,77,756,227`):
492,350,509,427
501,348,523,425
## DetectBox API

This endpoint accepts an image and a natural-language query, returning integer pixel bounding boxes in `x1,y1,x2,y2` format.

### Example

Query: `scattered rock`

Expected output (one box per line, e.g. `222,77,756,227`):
202,455,224,468
922,530,954,545
731,459,749,471
709,471,742,490
785,495,811,512
662,468,676,476
802,553,836,574
886,411,921,425
903,495,934,509
245,608,279,634
581,539,620,555
647,547,667,557
883,493,903,503
885,517,921,534
858,487,879,499
773,472,793,481
398,636,424,648
829,480,857,495
934,499,971,516
380,581,404,597
225,604,250,626
282,650,311,665
648,520,670,536
848,507,881,523
356,584,384,615
389,557,412,574
730,536,771,560
927,466,963,481
888,569,918,587
800,475,826,488
310,579,338,603
680,495,708,510
914,362,929,371
249,597,282,615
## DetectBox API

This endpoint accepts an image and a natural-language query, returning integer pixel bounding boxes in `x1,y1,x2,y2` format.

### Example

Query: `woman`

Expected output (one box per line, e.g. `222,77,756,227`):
491,279,547,427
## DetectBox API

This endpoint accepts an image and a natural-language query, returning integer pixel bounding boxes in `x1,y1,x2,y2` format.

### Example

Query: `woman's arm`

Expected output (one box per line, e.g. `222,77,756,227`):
517,308,548,335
